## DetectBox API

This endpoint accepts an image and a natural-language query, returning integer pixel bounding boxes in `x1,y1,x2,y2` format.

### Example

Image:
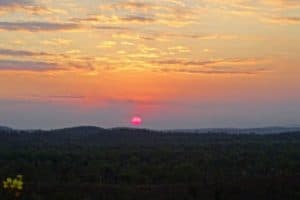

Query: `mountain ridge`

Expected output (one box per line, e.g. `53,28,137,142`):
1,125,300,134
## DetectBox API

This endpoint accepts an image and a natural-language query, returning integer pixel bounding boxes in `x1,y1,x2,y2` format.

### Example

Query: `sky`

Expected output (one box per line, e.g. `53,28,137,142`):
0,0,300,129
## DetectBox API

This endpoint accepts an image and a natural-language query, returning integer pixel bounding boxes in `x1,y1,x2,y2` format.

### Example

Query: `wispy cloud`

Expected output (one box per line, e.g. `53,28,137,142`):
152,58,261,66
0,58,98,72
72,1,199,27
0,0,49,15
158,67,269,75
0,48,51,57
72,13,188,26
0,21,81,32
264,16,300,24
102,2,162,11
29,94,85,100
106,97,170,106
97,41,117,49
151,58,271,75
41,39,72,46
0,0,31,7
263,0,300,8
0,55,95,72
0,59,63,72
94,25,131,31
206,0,300,25
111,30,239,42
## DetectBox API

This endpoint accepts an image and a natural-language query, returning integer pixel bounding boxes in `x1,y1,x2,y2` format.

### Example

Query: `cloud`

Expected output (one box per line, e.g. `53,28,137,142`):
0,0,48,15
0,59,97,72
73,1,199,27
0,0,30,7
158,67,268,75
0,59,63,71
97,41,117,48
0,48,117,72
103,2,160,11
94,25,131,31
151,32,239,41
111,29,239,42
263,0,300,8
74,14,157,24
207,0,300,10
0,21,81,32
0,48,72,60
41,39,72,46
151,58,270,75
0,48,51,57
107,97,169,106
72,14,159,25
120,15,156,23
264,16,300,24
205,0,300,25
0,57,95,72
29,95,85,100
152,58,260,66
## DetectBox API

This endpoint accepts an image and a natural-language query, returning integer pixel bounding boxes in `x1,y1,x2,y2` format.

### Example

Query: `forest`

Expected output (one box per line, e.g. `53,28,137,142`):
0,127,300,199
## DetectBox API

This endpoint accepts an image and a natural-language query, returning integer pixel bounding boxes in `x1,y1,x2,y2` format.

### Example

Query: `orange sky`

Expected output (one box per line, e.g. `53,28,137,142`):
0,0,300,129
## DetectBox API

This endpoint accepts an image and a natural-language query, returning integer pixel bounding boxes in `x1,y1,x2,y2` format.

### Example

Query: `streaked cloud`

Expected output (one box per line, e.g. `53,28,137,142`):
0,0,32,8
0,0,51,15
97,41,117,48
263,0,300,8
205,0,300,25
152,58,262,66
264,16,300,24
41,39,72,46
0,59,63,71
73,13,195,26
72,0,199,27
72,15,156,24
111,30,239,42
0,58,97,72
0,47,97,72
168,46,190,54
158,67,269,75
0,48,51,57
151,58,271,75
28,94,85,101
101,2,162,11
94,25,131,31
0,21,81,32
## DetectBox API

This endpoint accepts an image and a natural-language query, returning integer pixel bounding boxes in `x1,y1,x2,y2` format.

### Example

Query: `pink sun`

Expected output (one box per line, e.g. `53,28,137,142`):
131,116,142,126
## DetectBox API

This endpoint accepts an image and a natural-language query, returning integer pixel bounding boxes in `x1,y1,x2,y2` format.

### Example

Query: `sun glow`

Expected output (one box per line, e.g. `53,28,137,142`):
131,116,142,126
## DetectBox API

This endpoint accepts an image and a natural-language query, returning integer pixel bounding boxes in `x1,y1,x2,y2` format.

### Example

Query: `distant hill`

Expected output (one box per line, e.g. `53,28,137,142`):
166,127,300,134
49,126,106,133
0,126,13,131
1,125,300,134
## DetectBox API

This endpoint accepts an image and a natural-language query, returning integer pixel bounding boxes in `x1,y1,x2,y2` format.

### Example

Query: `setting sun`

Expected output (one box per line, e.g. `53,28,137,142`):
131,116,142,126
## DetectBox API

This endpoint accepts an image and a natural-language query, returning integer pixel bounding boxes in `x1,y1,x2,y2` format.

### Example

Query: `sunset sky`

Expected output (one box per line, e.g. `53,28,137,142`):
0,0,300,129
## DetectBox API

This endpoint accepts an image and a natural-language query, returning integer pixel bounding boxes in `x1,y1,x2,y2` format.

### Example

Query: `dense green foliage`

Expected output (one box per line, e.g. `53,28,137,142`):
1,127,300,199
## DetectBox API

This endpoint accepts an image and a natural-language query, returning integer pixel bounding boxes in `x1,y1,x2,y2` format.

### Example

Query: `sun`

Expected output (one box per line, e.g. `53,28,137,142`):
131,116,142,126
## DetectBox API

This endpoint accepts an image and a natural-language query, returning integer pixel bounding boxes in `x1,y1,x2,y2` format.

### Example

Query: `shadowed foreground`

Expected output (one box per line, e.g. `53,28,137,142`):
0,127,300,199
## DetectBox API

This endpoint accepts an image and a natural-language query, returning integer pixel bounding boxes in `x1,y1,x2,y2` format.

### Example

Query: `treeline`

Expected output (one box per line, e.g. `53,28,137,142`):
0,128,300,199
